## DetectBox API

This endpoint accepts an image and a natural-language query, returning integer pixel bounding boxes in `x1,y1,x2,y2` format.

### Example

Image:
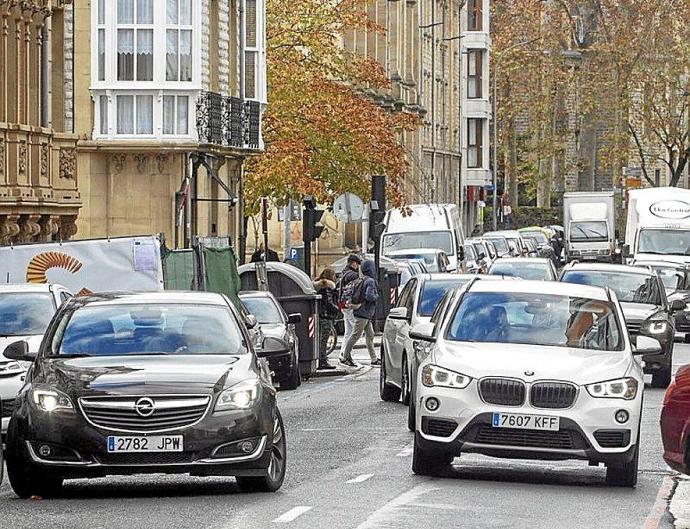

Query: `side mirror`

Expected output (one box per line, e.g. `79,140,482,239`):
633,335,662,356
409,322,436,343
244,314,258,330
670,299,687,312
457,247,465,261
388,306,409,321
257,336,290,358
287,313,302,324
3,341,34,362
622,244,631,259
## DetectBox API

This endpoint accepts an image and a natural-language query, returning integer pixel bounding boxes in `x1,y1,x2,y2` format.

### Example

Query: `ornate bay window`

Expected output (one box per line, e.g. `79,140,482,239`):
91,0,200,140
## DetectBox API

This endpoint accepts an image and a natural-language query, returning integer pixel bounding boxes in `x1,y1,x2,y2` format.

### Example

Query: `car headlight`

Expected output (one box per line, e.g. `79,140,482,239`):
32,387,74,412
215,380,261,411
421,365,472,389
645,320,668,335
585,378,638,400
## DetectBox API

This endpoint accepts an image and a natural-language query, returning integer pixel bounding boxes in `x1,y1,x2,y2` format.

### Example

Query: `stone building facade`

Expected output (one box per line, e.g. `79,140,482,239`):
0,0,80,245
72,0,266,251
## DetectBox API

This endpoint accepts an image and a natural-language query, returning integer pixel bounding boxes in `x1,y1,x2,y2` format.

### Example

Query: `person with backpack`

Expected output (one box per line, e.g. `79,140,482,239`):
337,254,362,364
314,268,340,370
339,259,380,367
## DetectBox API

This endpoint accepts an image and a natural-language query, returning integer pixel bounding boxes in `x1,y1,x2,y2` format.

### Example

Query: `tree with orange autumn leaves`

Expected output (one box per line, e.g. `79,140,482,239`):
243,0,418,213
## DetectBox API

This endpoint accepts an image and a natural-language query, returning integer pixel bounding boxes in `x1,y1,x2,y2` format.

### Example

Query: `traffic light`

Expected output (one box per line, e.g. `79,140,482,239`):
303,208,325,243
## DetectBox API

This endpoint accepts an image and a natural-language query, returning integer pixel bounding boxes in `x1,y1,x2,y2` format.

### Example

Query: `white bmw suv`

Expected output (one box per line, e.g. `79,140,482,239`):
410,280,658,487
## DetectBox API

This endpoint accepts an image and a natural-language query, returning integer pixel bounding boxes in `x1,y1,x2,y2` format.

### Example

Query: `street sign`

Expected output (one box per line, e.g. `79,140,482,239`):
333,192,365,223
278,200,302,222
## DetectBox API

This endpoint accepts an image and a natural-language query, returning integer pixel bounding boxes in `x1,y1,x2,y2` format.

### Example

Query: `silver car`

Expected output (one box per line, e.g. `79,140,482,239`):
0,284,72,434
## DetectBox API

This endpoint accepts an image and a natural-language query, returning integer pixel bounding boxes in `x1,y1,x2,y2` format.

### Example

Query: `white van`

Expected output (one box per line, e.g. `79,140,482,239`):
381,204,465,272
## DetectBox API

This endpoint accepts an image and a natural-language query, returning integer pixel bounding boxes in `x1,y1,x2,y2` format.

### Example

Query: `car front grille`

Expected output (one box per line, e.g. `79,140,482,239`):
530,382,577,409
79,395,211,433
96,452,196,465
1,398,15,418
479,378,526,406
626,321,642,336
472,425,583,450
594,429,631,448
422,418,458,438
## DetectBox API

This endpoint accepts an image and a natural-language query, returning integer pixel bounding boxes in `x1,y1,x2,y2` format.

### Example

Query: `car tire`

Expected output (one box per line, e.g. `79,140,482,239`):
236,410,287,493
605,430,639,488
380,345,401,402
412,432,452,476
407,385,416,432
401,355,411,406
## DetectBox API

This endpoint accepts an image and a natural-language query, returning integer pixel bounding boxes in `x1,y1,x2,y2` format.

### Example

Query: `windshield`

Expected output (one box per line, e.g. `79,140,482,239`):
490,262,551,280
241,297,283,324
446,292,624,351
464,244,477,261
523,232,549,245
418,278,472,317
472,243,486,257
645,266,688,291
561,271,663,305
0,293,55,336
383,231,453,256
57,304,245,356
390,253,440,272
486,237,509,253
638,229,690,256
570,221,608,242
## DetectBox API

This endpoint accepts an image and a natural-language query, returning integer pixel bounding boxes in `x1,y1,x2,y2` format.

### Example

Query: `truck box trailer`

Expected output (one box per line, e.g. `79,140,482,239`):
563,191,616,262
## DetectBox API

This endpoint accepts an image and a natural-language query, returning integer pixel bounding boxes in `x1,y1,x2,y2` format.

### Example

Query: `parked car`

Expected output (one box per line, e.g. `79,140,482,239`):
484,231,526,257
661,363,690,475
561,263,685,387
519,228,557,262
398,259,429,289
466,238,495,272
380,274,511,431
481,235,511,258
239,291,302,390
410,280,652,487
3,291,287,498
387,249,451,274
0,283,72,434
523,239,540,257
463,243,489,274
489,258,558,281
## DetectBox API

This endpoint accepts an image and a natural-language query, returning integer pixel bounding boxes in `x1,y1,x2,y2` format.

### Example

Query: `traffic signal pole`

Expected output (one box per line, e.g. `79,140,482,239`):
302,196,325,276
371,175,386,282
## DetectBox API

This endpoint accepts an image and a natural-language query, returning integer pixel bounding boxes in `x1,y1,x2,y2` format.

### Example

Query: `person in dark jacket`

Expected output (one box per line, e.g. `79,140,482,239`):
314,268,340,370
339,259,380,367
250,243,279,263
337,253,362,364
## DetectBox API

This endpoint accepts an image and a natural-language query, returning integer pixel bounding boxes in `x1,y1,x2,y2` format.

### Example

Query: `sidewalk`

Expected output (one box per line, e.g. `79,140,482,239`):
312,333,383,377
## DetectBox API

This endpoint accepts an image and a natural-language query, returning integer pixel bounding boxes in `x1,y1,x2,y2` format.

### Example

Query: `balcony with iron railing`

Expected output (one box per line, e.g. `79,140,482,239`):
196,92,263,151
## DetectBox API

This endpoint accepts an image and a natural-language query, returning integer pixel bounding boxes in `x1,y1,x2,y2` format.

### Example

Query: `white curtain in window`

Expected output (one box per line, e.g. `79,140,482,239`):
245,0,257,47
167,0,179,24
180,0,192,25
137,0,153,23
99,96,109,135
136,95,153,134
137,29,154,81
163,96,175,134
98,29,106,81
166,30,179,81
245,51,256,99
177,96,188,134
98,0,106,25
117,0,134,24
117,29,135,80
117,95,134,134
179,30,192,81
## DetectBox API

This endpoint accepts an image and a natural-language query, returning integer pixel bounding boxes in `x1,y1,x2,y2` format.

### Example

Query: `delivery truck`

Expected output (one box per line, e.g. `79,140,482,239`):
625,187,690,265
563,191,616,262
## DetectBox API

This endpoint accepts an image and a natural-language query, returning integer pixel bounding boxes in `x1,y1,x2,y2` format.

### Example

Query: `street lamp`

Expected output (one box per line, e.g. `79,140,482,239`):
492,38,540,230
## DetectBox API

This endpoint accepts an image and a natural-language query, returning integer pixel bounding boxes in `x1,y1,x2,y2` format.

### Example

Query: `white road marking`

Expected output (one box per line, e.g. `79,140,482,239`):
272,506,312,523
355,484,440,529
643,475,675,529
347,473,374,484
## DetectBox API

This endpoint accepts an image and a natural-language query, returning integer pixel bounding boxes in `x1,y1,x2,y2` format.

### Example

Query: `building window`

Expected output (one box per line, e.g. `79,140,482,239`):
116,0,154,81
467,49,483,99
99,96,109,134
468,118,483,168
468,0,483,32
166,0,193,81
116,94,153,135
244,0,259,99
163,95,189,135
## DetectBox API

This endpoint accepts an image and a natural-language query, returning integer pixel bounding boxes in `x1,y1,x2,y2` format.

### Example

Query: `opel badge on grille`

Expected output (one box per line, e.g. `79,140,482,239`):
134,397,155,417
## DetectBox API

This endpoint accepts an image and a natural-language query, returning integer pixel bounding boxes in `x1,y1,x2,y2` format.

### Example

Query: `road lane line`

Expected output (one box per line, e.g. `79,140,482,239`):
347,474,374,484
355,484,440,529
273,506,312,523
643,474,675,529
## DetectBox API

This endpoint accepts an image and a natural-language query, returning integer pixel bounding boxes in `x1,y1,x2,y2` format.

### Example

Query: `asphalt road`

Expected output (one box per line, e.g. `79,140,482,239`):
0,345,688,529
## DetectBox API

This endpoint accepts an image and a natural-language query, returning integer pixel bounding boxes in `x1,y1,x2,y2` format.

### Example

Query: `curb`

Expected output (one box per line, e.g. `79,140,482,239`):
311,368,349,378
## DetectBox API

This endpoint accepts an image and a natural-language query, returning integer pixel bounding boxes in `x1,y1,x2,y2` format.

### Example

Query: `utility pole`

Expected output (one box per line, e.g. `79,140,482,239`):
370,175,387,279
302,196,324,276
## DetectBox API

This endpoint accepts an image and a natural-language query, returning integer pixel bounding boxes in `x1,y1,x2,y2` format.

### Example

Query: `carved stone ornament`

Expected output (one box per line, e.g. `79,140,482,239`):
0,138,5,178
40,143,49,178
156,153,169,174
18,141,27,176
110,153,127,173
134,154,149,173
59,147,76,179
18,215,41,243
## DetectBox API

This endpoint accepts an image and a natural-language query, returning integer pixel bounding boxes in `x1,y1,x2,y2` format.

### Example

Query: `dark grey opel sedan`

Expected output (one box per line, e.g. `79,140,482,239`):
3,292,287,498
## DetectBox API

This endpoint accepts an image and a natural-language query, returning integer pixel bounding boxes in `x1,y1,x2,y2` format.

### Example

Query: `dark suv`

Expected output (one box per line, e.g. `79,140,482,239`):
3,292,287,497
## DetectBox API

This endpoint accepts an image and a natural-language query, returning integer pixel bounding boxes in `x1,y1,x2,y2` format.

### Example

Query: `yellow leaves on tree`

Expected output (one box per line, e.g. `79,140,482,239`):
244,0,417,214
